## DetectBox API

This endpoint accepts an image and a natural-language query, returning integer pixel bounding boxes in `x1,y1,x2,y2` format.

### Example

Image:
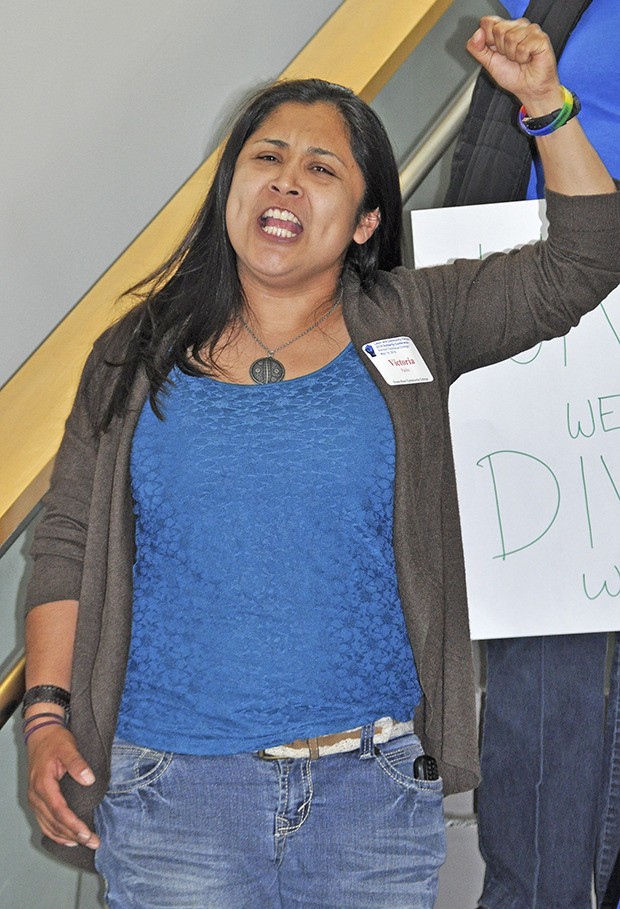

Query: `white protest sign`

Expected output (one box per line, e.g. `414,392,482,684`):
412,200,620,639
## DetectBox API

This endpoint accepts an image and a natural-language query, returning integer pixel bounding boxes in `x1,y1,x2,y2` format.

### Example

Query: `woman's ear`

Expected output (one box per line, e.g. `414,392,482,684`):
352,208,381,245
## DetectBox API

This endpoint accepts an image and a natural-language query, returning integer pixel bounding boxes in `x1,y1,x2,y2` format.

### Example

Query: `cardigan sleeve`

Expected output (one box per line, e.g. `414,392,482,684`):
25,342,106,611
411,185,620,381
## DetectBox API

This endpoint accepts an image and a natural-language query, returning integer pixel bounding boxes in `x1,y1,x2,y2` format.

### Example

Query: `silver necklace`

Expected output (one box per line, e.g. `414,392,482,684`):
240,288,343,385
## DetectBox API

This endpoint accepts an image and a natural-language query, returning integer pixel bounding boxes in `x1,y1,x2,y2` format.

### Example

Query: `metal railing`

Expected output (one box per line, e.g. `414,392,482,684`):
0,652,25,729
400,72,476,203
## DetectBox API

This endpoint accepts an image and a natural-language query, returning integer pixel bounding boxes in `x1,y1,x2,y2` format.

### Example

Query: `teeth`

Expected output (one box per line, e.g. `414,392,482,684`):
262,208,301,226
262,225,297,238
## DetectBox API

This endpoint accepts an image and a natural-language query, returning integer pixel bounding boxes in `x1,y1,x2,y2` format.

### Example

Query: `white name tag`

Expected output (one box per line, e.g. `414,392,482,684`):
362,337,433,385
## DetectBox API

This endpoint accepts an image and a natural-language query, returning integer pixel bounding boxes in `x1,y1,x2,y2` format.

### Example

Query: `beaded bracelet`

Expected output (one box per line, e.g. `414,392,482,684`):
22,685,71,723
518,86,581,137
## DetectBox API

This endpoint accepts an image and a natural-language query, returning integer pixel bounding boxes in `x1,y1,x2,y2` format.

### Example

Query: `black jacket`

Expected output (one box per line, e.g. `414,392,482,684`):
444,0,593,206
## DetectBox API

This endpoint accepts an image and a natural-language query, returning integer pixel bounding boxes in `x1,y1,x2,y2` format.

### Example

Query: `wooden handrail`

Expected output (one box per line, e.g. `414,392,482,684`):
0,0,453,728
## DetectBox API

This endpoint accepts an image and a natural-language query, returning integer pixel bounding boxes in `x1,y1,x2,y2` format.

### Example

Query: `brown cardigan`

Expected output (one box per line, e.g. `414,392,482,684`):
26,186,620,871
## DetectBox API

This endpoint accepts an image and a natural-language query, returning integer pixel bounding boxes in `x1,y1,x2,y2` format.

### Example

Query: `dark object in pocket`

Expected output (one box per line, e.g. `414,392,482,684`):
413,755,439,781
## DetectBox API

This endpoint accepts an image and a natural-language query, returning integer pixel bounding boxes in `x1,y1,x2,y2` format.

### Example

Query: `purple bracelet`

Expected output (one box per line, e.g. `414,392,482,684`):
24,718,67,745
23,711,66,729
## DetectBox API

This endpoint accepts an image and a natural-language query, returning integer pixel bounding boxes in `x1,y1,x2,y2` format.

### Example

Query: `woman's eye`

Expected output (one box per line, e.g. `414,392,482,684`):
311,164,334,176
256,154,278,162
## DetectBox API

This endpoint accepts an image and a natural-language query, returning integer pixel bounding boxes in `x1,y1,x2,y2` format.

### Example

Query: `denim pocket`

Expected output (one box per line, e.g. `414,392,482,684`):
374,733,444,794
107,739,174,794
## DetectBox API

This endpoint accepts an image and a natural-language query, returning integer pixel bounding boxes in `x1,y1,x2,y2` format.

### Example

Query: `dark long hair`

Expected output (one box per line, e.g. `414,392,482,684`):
99,78,403,431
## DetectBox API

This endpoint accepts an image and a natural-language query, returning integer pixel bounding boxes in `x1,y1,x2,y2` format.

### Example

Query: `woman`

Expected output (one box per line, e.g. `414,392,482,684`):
23,17,619,909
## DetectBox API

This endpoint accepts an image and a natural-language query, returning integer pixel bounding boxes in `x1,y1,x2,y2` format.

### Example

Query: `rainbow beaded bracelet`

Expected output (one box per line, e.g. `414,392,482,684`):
518,86,581,137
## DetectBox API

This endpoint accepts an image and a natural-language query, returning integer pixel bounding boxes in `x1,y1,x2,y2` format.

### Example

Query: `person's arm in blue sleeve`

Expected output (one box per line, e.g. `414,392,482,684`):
500,1,528,19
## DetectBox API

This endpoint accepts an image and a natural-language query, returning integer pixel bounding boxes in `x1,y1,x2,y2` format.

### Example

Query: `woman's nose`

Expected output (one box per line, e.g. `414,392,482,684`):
270,163,302,196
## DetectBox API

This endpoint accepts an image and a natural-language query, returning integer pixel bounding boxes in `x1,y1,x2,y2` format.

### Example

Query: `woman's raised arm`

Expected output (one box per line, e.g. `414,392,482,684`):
467,16,617,197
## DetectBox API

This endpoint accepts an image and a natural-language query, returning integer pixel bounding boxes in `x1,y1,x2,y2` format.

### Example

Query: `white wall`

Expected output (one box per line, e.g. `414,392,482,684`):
0,0,342,387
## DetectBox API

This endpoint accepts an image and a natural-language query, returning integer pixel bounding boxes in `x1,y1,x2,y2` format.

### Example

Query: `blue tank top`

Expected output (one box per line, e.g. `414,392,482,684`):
117,344,421,754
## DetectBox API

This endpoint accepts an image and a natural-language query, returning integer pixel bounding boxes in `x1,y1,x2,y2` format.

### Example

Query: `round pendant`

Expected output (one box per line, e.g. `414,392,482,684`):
249,356,285,384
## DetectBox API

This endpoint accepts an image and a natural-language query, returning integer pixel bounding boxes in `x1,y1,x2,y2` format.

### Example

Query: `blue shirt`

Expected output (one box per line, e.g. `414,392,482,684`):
117,344,421,754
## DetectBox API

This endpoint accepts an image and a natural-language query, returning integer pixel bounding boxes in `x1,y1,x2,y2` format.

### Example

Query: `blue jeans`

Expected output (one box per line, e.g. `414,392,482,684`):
94,729,446,908
477,633,609,909
597,634,620,906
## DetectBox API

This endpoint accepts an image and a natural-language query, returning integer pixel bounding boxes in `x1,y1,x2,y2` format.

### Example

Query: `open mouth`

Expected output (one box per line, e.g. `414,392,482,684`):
259,207,303,238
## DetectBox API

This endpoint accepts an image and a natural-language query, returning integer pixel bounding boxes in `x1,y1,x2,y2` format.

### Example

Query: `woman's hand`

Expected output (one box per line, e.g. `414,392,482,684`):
27,724,100,849
467,16,563,115
24,600,98,847
466,15,616,195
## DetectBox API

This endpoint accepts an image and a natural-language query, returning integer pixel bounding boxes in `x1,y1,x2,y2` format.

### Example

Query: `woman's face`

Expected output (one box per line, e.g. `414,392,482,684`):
225,101,379,295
